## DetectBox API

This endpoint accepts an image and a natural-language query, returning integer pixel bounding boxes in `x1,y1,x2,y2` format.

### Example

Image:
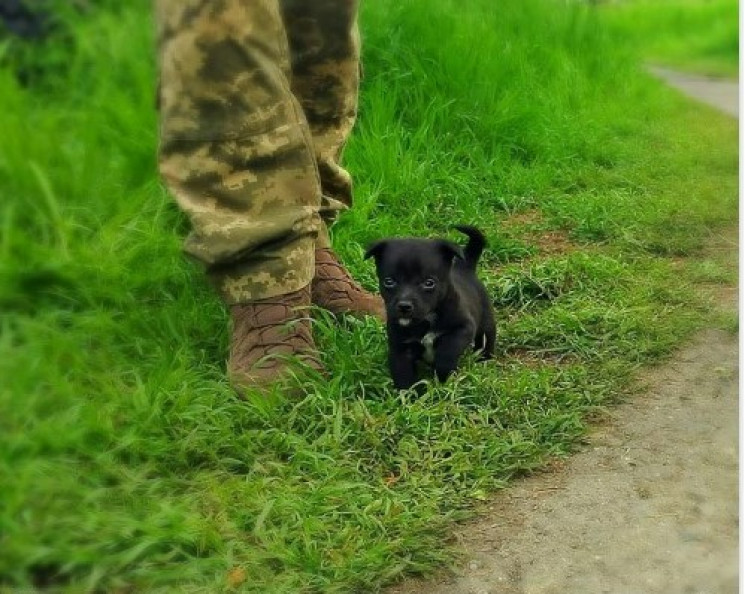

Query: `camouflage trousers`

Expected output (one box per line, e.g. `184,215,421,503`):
156,0,360,303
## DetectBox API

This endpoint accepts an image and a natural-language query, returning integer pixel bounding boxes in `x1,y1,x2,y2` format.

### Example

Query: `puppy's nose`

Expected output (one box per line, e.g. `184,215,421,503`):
397,301,413,315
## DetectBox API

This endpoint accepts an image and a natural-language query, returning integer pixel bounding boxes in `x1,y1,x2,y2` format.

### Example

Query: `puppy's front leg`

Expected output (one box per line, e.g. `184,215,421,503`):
434,326,475,383
389,345,419,390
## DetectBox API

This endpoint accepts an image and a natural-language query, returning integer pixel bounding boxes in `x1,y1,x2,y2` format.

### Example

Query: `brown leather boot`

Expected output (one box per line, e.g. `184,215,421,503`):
228,285,323,393
311,248,385,321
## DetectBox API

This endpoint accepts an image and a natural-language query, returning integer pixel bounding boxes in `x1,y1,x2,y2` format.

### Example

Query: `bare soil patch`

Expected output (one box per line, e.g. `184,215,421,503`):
502,209,576,258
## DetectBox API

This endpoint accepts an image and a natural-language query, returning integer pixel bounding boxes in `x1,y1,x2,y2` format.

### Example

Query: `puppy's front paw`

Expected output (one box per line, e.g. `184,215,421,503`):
393,379,427,397
434,365,456,384
389,348,418,391
392,375,417,391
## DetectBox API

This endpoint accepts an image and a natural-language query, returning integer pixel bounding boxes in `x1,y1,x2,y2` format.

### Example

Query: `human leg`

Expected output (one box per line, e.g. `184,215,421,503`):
281,0,384,319
156,0,324,389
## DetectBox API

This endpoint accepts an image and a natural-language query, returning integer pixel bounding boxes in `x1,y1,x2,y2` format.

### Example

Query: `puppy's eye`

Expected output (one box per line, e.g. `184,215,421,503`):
422,278,437,290
383,277,397,289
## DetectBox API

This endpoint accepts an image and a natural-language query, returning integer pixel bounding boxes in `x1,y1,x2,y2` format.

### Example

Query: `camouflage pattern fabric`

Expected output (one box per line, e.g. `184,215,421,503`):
156,0,359,303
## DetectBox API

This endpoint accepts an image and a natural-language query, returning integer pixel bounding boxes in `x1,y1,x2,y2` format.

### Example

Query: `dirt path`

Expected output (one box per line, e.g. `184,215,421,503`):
388,72,739,594
647,65,739,118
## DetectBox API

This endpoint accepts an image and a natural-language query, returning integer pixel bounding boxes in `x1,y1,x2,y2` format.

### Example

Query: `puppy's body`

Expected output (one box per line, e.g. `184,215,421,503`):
365,226,496,390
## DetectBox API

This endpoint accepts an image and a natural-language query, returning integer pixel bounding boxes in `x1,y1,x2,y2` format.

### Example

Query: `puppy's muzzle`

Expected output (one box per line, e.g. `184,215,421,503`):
396,301,414,316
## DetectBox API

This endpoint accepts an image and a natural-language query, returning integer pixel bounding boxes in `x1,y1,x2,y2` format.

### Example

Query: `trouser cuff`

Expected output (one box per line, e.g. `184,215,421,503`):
209,235,316,304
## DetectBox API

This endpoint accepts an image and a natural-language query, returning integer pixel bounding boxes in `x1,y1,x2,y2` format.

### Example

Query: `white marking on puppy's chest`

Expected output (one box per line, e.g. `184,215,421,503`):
421,331,440,364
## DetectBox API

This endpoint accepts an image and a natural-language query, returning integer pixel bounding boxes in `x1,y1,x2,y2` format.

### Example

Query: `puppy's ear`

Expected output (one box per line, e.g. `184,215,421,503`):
437,240,465,264
364,240,389,262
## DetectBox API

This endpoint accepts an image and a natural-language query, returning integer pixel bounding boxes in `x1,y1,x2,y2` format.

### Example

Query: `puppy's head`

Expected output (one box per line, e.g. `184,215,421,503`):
365,238,464,327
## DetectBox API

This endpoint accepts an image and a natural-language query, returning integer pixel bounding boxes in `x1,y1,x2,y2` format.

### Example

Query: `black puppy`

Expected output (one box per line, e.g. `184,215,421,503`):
365,225,496,390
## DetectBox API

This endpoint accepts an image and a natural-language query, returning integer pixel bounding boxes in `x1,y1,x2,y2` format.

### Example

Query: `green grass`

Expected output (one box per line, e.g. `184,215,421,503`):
601,0,739,77
0,0,738,591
